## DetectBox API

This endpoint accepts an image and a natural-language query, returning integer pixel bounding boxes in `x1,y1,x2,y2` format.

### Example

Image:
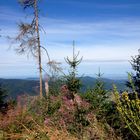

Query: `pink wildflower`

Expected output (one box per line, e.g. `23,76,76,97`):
60,85,69,94
44,117,50,125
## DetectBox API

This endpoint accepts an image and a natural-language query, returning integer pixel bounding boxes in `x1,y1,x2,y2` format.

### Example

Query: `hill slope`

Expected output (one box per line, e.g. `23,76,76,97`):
0,77,127,99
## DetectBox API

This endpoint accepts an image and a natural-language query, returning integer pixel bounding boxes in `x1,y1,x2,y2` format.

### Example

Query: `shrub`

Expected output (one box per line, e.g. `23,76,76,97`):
114,87,140,139
47,96,61,116
44,93,91,139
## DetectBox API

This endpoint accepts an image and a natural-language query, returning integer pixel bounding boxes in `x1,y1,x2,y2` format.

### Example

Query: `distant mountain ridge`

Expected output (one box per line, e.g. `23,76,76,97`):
0,76,127,99
80,76,126,92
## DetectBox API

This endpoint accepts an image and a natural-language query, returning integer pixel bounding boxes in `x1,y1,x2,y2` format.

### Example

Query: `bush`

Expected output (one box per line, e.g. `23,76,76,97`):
114,87,140,139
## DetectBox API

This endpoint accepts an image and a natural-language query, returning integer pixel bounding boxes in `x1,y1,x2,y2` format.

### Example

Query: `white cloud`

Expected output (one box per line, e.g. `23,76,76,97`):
0,7,140,77
44,43,139,61
47,0,140,9
1,16,140,62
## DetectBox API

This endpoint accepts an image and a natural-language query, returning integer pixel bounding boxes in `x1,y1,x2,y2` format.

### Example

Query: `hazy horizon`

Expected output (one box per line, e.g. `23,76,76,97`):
0,60,131,80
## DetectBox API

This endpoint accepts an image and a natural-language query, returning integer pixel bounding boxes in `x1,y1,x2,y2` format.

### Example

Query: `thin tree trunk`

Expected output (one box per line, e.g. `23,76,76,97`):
45,80,49,98
34,0,43,98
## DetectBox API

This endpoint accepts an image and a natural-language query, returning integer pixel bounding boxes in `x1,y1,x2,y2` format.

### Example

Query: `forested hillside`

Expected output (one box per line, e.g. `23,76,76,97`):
0,77,126,99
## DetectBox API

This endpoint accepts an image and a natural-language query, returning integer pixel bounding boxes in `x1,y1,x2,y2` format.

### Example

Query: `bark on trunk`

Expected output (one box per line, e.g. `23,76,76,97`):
34,0,43,98
45,80,49,98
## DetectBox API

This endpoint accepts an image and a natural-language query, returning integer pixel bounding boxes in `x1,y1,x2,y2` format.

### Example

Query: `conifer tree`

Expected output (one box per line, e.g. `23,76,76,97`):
0,84,7,112
65,41,83,98
85,69,108,108
83,69,109,119
126,49,140,95
93,69,108,106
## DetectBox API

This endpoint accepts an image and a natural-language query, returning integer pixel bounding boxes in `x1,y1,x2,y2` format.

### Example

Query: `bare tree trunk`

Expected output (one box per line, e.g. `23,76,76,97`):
34,0,43,98
45,80,49,98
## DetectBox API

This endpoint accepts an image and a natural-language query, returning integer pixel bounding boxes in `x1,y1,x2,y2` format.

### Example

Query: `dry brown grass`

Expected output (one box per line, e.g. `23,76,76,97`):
0,95,122,140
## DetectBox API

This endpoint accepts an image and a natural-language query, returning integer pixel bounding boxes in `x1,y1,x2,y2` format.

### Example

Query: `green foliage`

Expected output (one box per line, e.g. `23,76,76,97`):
0,79,40,99
28,97,49,121
74,107,90,127
47,97,61,116
65,41,82,95
0,91,122,140
66,102,90,136
0,84,8,112
28,95,61,121
0,111,49,140
114,87,140,139
92,78,108,105
66,72,82,94
82,72,110,119
126,50,140,94
0,78,127,99
49,77,65,96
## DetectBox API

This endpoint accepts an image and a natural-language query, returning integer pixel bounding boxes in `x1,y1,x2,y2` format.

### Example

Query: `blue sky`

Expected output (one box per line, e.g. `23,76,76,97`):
0,0,140,78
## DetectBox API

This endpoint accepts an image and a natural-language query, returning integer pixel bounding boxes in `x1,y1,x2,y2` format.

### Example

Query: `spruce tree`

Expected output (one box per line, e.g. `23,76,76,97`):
93,70,108,107
65,41,83,98
83,69,110,119
0,84,7,112
126,49,140,95
86,69,108,108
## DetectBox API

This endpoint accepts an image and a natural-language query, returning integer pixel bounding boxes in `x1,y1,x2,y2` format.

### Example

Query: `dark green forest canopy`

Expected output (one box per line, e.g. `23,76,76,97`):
0,77,126,99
